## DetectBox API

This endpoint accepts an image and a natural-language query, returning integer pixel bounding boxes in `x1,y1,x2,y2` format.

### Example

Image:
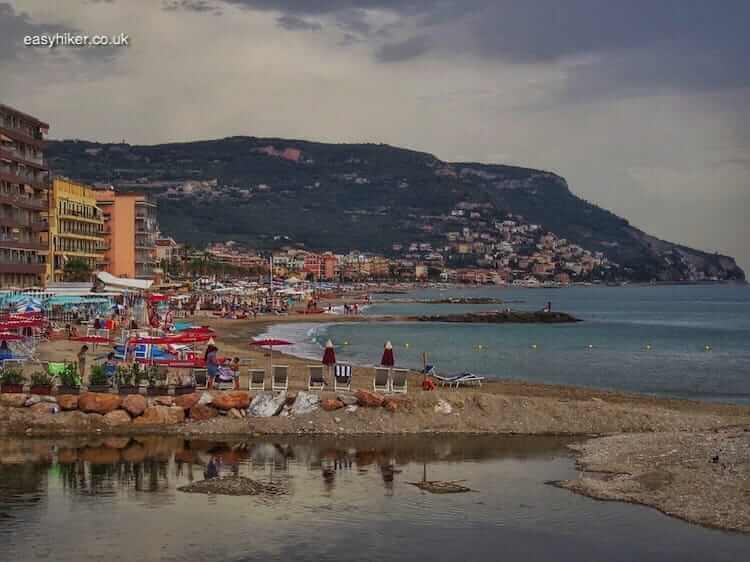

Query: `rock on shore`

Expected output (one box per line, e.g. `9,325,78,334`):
413,311,580,323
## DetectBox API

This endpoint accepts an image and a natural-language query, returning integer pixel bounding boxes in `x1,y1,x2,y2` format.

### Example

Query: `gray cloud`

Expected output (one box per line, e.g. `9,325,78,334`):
376,35,431,63
276,14,322,32
188,0,750,96
162,0,221,14
0,2,73,62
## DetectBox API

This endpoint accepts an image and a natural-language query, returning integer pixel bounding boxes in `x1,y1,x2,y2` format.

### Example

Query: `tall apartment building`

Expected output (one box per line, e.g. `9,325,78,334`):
0,104,50,288
46,178,105,283
94,190,158,279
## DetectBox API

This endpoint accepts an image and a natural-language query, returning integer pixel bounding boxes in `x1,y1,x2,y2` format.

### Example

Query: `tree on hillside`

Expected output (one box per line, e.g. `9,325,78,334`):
63,258,93,282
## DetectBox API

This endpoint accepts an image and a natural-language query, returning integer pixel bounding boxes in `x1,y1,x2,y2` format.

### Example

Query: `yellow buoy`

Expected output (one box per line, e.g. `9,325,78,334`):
531,344,538,350
588,344,594,350
704,345,712,352
644,344,652,351
344,341,349,346
405,343,410,349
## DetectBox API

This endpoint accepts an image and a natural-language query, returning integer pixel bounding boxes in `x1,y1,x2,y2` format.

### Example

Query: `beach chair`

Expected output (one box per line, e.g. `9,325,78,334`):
391,368,408,394
308,365,326,392
373,367,390,393
272,365,289,392
192,368,208,389
1,358,24,371
213,367,236,391
334,363,352,392
248,368,266,391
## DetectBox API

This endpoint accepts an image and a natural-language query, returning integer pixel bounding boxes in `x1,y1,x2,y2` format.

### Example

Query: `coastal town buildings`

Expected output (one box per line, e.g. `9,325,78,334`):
0,104,50,288
94,190,159,279
155,236,179,263
46,178,105,283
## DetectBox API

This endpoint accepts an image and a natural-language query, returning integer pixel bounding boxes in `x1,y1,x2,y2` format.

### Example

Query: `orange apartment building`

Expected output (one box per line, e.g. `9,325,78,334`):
94,190,159,279
0,104,50,288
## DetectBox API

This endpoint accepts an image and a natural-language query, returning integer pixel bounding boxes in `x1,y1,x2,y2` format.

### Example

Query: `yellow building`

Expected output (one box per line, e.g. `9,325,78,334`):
46,178,105,282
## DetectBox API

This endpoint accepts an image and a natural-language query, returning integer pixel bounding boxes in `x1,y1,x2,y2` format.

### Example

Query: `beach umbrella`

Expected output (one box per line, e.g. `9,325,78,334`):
381,341,395,367
72,335,112,345
250,338,293,372
322,340,336,365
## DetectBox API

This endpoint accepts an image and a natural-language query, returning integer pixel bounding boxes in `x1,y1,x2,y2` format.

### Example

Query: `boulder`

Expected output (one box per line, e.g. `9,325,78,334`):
383,397,410,413
154,396,174,407
78,392,122,415
290,391,320,416
197,392,213,406
103,437,131,449
132,405,185,425
24,395,42,407
40,395,58,403
321,399,344,411
248,392,287,417
174,392,201,410
212,391,251,411
122,394,147,417
103,410,131,426
80,447,121,464
434,399,453,415
57,394,79,411
345,405,358,414
228,408,243,419
29,402,58,416
189,404,219,421
337,392,358,406
354,390,385,408
0,393,28,408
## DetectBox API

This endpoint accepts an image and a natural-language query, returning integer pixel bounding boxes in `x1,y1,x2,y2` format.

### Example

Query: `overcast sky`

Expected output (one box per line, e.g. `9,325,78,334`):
2,0,748,271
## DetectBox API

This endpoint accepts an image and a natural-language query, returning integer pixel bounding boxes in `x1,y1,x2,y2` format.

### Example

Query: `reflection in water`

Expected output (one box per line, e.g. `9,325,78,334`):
2,435,749,562
0,435,570,496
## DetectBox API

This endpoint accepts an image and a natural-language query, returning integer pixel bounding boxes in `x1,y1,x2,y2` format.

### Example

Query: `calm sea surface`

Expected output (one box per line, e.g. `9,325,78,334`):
262,285,750,403
1,435,748,562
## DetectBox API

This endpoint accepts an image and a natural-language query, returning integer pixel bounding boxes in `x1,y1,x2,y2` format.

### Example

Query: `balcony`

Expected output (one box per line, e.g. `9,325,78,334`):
0,192,47,210
0,126,45,150
0,148,48,170
0,170,49,191
0,237,47,251
0,263,45,275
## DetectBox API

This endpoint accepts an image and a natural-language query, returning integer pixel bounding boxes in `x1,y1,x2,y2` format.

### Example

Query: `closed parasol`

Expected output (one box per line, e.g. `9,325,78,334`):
381,341,395,367
322,339,336,366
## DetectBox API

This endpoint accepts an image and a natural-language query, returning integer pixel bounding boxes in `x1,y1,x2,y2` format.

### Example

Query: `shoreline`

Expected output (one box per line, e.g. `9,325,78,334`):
1,313,749,533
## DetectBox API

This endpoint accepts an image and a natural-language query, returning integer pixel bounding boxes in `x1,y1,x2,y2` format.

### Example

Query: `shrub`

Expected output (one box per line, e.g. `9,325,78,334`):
89,364,108,386
30,371,55,386
0,367,24,385
58,363,81,387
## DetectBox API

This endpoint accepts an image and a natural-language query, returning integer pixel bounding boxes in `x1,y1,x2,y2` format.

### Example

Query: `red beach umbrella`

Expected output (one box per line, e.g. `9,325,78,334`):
322,339,336,366
72,335,112,344
380,341,395,367
250,338,293,371
0,332,24,341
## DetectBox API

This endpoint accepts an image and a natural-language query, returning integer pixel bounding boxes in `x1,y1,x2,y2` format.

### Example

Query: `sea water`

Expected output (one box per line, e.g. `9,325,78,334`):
260,285,750,404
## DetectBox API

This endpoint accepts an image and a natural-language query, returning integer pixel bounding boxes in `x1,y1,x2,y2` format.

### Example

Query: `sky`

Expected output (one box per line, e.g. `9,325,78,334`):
2,0,748,271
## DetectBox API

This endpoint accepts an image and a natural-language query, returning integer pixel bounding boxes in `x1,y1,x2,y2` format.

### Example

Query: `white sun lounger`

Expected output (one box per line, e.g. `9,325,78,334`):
433,373,485,389
272,365,289,392
373,367,390,393
308,365,326,391
390,368,408,394
248,368,266,391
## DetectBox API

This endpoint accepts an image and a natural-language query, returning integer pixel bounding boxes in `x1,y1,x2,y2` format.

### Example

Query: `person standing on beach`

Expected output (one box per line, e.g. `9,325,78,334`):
77,345,89,382
205,344,219,389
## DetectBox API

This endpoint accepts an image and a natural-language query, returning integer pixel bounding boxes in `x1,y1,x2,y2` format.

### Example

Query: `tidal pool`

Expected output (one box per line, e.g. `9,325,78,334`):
0,435,747,561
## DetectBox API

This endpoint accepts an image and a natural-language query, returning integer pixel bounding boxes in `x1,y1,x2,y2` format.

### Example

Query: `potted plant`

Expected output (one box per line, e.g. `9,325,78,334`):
0,367,25,394
116,364,139,395
57,363,81,395
30,371,55,395
145,365,169,396
88,364,111,393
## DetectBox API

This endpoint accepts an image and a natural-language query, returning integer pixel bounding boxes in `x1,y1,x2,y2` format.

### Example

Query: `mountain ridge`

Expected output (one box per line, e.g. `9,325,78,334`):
45,136,745,283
